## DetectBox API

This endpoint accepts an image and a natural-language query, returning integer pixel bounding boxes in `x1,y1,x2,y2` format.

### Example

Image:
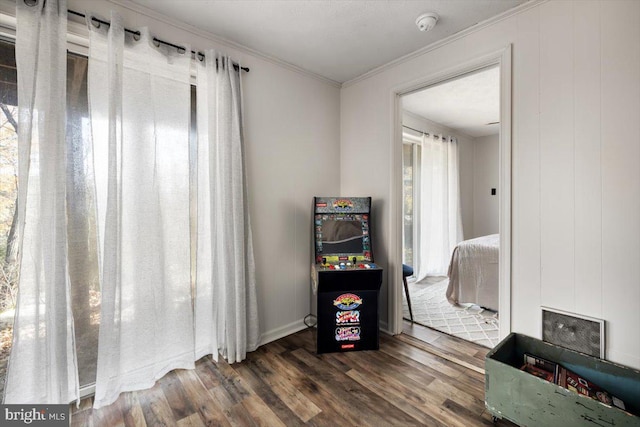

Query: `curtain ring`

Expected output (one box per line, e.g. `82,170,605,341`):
132,33,140,41
90,17,100,29
24,0,38,6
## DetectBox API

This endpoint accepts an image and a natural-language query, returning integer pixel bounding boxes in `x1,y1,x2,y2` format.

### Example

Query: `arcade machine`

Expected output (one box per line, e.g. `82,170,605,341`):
310,196,383,354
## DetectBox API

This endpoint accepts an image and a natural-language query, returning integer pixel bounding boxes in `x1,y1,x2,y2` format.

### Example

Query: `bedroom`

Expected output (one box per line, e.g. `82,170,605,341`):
0,0,639,425
400,65,501,349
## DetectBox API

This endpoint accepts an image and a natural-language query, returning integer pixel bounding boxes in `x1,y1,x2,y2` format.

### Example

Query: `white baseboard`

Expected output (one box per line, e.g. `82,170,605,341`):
379,321,392,335
259,319,309,346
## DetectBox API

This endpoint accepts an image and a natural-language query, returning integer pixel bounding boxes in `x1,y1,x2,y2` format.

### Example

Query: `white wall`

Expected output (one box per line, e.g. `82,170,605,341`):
473,134,499,237
402,111,475,239
341,0,640,369
63,0,342,344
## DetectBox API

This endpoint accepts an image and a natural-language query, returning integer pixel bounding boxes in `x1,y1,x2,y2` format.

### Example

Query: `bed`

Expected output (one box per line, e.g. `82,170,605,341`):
446,234,499,312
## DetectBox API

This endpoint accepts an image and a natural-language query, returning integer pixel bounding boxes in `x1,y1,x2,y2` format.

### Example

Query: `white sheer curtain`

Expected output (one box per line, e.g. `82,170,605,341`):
88,13,194,409
415,133,464,281
3,0,79,404
195,52,260,364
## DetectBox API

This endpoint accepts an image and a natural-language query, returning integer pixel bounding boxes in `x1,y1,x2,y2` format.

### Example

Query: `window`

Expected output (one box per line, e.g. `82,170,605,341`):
0,41,102,395
402,142,414,268
402,136,421,271
0,39,201,396
0,38,18,397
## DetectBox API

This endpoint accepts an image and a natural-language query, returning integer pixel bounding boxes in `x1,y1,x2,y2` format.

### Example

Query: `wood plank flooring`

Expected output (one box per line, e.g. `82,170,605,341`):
71,323,515,426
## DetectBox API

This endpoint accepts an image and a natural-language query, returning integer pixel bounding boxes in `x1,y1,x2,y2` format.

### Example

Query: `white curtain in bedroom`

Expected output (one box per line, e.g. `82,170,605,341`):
88,12,194,409
415,133,464,280
194,52,260,364
3,0,80,404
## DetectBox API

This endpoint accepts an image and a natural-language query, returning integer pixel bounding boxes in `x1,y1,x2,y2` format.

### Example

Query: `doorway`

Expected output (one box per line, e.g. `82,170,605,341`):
391,47,512,348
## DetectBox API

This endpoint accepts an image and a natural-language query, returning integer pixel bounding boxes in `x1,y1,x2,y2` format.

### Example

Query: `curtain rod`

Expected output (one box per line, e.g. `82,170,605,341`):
402,125,450,140
63,8,250,73
402,125,431,136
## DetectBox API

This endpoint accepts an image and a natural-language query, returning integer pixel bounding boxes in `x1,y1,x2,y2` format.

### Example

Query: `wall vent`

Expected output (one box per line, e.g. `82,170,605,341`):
541,307,605,358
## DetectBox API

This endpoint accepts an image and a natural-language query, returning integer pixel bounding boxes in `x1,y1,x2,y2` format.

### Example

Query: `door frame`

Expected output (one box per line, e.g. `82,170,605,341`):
388,45,512,339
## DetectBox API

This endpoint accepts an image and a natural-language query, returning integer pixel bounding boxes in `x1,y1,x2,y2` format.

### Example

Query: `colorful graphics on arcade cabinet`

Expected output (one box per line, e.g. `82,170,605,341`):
333,293,363,344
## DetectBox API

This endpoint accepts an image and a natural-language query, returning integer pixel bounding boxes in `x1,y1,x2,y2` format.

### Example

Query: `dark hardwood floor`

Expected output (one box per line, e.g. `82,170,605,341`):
71,323,515,426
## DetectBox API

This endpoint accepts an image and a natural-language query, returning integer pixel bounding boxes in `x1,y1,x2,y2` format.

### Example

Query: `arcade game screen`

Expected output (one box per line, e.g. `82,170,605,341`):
314,213,371,264
321,219,363,254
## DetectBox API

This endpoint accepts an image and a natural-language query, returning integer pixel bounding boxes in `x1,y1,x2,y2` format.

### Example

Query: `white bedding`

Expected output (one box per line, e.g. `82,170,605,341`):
446,234,499,311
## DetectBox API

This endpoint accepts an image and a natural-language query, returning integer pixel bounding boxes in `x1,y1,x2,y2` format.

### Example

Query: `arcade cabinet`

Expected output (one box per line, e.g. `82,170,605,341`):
311,196,383,354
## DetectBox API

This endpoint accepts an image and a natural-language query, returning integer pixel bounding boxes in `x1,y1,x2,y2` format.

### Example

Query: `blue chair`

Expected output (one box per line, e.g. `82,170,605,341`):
402,264,414,322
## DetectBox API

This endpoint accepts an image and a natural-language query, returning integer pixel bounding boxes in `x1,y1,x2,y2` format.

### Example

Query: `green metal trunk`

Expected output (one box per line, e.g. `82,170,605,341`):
485,333,640,426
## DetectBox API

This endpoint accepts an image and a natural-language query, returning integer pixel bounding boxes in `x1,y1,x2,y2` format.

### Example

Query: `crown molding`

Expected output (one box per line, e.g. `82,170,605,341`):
107,0,341,88
343,0,546,88
2,0,545,90
2,0,340,87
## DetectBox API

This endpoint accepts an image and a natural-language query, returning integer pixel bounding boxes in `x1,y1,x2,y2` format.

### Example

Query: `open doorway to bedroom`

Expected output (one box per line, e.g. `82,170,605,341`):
400,65,501,349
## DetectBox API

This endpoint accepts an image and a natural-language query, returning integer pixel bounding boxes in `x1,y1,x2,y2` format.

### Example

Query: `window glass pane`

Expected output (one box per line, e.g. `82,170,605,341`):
190,84,196,294
402,143,413,268
0,38,17,397
66,51,100,388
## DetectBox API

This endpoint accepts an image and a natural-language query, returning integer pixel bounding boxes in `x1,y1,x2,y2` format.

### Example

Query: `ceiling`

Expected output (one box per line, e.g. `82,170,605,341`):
402,66,500,138
128,0,527,84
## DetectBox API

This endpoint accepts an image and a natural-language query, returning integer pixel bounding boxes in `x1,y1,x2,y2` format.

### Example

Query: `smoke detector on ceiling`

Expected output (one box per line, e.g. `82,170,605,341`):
416,13,439,32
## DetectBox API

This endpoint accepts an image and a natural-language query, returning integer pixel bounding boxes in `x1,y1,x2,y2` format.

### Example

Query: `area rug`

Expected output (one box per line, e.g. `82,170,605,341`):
402,277,499,348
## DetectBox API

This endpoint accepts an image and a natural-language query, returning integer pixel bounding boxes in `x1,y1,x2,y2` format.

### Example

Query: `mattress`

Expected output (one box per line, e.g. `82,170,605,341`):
446,234,499,311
